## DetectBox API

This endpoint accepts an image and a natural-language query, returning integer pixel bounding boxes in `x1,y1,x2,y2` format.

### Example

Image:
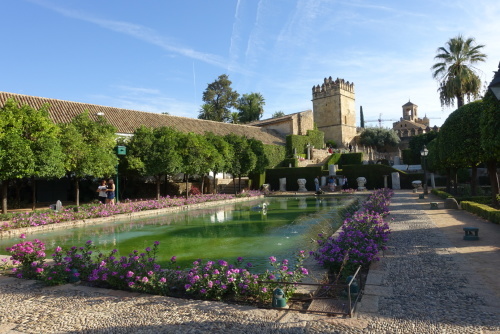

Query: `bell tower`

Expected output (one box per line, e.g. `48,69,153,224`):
312,76,356,147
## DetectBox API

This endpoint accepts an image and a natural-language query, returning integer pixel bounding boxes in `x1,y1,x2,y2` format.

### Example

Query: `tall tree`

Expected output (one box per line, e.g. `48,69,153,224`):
229,112,240,124
237,92,265,123
0,99,65,213
248,138,269,174
198,74,239,122
205,132,234,193
431,35,487,108
359,127,400,151
224,134,256,193
60,111,117,206
178,132,217,197
360,106,365,128
272,111,285,118
438,101,484,195
480,90,500,207
126,126,182,200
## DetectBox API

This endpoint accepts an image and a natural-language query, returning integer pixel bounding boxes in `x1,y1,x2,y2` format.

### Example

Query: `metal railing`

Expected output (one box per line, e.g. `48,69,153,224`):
258,266,364,317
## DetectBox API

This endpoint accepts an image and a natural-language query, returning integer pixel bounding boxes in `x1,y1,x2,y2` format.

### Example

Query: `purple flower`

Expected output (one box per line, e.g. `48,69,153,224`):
269,256,277,263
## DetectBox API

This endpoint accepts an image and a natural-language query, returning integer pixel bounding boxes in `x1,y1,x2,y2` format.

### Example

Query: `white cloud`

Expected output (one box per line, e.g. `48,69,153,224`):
30,0,229,69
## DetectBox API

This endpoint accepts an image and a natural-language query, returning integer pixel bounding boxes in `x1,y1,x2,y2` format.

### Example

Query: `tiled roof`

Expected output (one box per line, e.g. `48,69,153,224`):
393,119,427,129
0,92,286,146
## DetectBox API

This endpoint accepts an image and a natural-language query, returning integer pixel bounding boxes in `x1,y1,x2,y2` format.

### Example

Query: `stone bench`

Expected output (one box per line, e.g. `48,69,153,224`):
463,227,479,241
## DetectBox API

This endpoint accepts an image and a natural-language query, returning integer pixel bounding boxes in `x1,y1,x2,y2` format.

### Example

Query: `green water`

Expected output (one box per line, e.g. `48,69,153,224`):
0,196,356,271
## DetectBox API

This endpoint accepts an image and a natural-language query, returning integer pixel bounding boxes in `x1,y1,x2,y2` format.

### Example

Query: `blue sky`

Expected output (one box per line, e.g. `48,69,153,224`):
2,0,499,127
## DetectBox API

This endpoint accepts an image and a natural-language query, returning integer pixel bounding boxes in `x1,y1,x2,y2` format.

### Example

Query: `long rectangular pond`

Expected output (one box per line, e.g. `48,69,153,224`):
0,196,359,271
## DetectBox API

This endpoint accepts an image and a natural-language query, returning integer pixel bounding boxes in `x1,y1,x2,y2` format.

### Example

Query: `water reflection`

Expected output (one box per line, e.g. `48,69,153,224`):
0,196,356,271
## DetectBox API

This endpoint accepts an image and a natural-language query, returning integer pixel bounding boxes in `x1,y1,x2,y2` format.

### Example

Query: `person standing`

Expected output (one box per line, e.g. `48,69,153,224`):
106,179,116,204
343,176,348,190
96,180,107,204
314,176,320,192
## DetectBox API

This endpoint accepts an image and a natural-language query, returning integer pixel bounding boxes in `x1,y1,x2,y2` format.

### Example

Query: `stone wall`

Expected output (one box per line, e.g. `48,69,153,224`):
312,77,356,147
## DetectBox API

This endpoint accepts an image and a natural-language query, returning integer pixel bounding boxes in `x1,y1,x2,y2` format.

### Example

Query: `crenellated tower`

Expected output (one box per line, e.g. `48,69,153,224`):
312,76,356,147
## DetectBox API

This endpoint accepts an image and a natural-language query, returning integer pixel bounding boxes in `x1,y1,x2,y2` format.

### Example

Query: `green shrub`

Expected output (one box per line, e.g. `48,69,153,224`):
460,201,500,224
455,196,492,205
306,130,324,149
286,130,324,156
281,158,298,168
431,189,453,199
263,144,286,168
339,153,362,166
325,140,337,148
323,153,342,169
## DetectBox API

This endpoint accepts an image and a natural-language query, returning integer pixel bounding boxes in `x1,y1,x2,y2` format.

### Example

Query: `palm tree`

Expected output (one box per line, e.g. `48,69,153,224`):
236,92,265,123
431,35,487,108
229,112,240,124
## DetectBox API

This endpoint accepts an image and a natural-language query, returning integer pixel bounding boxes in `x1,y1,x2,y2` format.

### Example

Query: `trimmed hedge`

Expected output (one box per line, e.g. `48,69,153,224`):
306,129,324,148
341,164,422,189
265,166,324,191
286,130,324,156
323,153,342,169
263,144,287,168
460,201,500,224
281,158,298,168
323,153,363,170
339,153,363,166
431,189,454,199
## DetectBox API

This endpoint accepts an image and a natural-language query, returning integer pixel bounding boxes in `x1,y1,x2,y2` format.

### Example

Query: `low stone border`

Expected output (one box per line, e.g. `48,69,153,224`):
0,195,264,239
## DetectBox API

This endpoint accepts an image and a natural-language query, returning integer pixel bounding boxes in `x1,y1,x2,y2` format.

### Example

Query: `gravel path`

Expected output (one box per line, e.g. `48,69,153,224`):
0,190,499,333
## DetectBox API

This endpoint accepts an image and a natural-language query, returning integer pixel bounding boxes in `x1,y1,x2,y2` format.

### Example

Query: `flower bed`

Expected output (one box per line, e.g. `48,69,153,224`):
2,236,308,305
311,188,393,278
1,188,394,306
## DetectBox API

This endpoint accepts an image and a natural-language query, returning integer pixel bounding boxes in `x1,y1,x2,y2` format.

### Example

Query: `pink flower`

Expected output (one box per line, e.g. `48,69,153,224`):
20,234,26,239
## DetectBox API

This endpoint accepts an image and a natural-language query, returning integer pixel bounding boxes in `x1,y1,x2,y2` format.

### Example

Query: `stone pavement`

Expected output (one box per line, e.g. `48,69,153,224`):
0,190,499,333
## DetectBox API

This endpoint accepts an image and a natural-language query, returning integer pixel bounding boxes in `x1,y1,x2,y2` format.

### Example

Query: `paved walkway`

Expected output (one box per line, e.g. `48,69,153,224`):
0,190,499,333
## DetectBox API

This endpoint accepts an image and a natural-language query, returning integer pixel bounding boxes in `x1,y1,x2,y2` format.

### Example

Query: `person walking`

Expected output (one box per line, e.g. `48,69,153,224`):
96,180,107,204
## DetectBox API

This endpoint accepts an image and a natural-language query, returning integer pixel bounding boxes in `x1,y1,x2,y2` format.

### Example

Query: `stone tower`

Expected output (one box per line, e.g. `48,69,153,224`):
312,76,356,147
402,101,418,121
